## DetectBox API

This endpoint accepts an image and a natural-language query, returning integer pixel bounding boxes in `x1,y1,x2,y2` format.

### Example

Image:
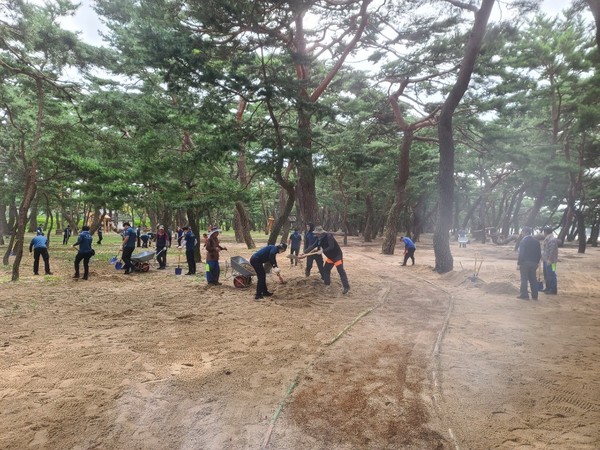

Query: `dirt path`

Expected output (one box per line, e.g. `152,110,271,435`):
1,237,599,449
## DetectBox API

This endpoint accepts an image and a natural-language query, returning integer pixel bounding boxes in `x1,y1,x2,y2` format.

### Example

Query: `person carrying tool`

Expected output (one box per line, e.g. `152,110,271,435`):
205,228,227,285
154,225,170,269
301,226,350,295
542,226,559,295
303,223,324,278
516,226,541,300
250,243,287,300
400,236,416,266
29,231,52,276
72,225,94,280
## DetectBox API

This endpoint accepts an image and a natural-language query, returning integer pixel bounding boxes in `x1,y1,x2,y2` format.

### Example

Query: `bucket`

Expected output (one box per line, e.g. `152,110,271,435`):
175,267,182,275
115,261,123,270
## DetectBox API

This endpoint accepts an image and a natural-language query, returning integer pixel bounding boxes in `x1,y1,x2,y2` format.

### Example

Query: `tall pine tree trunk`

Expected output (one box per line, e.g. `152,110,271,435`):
12,171,37,281
0,201,7,246
434,0,495,273
235,201,255,249
11,78,45,281
382,129,413,255
232,96,255,247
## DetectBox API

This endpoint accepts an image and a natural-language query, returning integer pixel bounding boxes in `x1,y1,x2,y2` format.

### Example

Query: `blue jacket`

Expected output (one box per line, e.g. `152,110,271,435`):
251,245,280,267
289,231,302,250
402,237,416,250
184,230,196,251
518,235,541,265
74,231,93,253
29,235,48,251
304,223,318,251
123,227,137,248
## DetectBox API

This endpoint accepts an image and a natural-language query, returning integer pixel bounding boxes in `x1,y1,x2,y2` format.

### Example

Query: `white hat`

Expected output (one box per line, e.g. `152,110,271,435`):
208,228,221,238
313,226,326,234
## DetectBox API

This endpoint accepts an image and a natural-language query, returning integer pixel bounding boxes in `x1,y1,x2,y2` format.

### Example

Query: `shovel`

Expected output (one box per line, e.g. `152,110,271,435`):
110,248,121,265
175,249,182,275
537,262,544,290
115,260,123,270
274,270,286,285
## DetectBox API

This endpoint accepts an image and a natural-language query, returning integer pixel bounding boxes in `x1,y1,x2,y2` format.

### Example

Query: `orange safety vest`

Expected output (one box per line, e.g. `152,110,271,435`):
325,256,343,267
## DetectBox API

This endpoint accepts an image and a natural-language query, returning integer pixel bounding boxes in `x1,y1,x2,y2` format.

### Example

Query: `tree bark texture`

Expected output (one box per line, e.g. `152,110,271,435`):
382,129,413,255
235,201,255,249
434,0,495,273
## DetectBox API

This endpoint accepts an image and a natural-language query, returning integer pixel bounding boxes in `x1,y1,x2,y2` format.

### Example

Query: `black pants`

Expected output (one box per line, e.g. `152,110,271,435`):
519,260,539,299
122,247,135,273
403,248,416,265
186,249,196,274
290,247,300,265
97,233,103,245
323,259,350,290
250,257,269,296
33,248,50,274
156,247,167,268
63,235,70,245
305,254,324,278
74,252,92,278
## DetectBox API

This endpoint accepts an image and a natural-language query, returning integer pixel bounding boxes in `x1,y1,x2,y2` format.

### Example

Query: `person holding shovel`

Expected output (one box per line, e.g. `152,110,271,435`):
250,243,287,300
301,226,350,295
154,225,170,270
304,223,324,278
205,228,227,285
72,225,94,280
400,236,416,266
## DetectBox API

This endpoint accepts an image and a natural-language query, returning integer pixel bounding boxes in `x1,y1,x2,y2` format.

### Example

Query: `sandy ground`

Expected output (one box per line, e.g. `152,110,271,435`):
1,235,599,449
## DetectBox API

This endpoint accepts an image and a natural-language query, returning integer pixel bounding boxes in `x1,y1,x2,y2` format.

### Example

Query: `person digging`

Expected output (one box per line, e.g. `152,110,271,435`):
300,226,350,295
250,243,287,301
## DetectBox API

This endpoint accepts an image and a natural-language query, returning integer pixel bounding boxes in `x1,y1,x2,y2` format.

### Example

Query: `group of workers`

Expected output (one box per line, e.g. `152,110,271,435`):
27,220,562,305
29,225,96,279
26,221,356,300
248,223,352,301
516,226,560,300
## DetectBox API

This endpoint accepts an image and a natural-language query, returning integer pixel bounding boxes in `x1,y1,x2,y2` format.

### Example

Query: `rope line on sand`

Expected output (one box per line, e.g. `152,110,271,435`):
261,374,300,449
422,278,461,450
260,284,392,449
326,286,391,346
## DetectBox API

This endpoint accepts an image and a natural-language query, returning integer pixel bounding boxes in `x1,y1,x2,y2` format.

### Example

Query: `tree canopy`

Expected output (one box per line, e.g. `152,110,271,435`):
1,0,599,279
